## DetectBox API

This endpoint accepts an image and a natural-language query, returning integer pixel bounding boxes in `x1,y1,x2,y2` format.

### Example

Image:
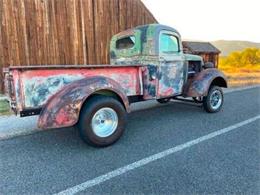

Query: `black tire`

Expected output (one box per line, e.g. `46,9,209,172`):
78,95,127,147
203,86,224,113
157,98,170,104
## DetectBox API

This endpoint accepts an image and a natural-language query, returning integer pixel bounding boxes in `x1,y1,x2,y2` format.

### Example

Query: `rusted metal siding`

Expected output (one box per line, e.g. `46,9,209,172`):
0,0,157,92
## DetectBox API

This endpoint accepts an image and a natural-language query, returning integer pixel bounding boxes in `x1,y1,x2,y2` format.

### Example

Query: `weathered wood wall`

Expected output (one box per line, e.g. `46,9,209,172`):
199,53,219,67
0,0,157,92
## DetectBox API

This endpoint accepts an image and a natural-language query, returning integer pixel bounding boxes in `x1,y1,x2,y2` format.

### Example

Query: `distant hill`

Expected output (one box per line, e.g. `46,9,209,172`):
211,40,260,56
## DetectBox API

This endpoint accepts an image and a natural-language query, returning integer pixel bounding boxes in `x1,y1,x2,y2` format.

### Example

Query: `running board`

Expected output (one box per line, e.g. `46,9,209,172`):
172,97,201,104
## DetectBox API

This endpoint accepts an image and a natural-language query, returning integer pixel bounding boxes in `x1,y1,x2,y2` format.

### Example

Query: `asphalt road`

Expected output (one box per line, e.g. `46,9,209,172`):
0,87,259,194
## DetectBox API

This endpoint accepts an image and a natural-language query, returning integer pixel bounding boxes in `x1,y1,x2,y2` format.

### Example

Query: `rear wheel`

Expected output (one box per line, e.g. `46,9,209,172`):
78,95,127,147
203,86,224,113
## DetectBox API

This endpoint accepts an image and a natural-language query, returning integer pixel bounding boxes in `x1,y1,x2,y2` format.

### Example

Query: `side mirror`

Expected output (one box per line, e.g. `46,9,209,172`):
203,62,214,69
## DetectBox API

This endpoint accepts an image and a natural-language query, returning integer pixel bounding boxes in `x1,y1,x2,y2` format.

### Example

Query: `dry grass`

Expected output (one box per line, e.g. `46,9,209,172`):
219,64,260,88
0,99,12,116
224,72,260,87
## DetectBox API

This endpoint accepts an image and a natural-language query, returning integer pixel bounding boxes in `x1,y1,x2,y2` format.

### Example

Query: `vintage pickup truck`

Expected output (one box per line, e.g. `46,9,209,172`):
4,24,227,147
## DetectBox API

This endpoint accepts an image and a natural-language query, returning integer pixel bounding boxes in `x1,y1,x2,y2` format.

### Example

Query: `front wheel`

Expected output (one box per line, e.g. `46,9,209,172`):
203,86,224,113
78,95,127,147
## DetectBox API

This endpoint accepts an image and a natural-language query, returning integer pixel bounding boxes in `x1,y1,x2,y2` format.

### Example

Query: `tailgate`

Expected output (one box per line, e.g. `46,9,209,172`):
3,68,16,113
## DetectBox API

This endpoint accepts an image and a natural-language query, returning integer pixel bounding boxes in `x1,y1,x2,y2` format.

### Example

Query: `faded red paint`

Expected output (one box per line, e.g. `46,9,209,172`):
7,66,141,110
38,76,130,129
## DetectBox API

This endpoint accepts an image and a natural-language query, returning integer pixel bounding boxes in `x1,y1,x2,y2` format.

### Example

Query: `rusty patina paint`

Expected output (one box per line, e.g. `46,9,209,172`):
183,68,227,97
38,76,130,129
157,62,185,98
10,66,141,110
4,24,228,132
110,24,176,66
4,69,23,113
110,24,185,99
142,65,157,99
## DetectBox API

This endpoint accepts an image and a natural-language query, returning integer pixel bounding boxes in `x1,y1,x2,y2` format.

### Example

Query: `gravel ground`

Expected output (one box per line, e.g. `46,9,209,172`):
0,85,259,140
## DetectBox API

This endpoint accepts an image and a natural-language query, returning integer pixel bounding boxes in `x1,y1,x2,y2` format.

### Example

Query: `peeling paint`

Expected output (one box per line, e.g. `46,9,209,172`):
38,76,130,129
24,75,84,108
158,63,184,97
16,67,140,109
183,68,227,97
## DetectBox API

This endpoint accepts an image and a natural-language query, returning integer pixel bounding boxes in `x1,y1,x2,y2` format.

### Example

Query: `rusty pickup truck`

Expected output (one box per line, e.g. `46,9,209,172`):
4,24,227,147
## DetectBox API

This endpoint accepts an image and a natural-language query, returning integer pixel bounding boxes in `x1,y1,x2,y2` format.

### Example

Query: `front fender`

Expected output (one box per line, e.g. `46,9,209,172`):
183,68,227,97
38,76,130,129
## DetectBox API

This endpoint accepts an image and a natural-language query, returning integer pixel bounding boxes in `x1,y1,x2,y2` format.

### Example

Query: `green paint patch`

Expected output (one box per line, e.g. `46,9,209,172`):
0,100,12,115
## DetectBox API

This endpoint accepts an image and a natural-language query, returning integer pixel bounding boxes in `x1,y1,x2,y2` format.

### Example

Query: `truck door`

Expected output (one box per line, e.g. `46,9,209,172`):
157,31,185,98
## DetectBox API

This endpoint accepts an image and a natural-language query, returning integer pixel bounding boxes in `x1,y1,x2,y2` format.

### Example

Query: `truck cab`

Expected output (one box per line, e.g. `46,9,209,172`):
110,24,226,101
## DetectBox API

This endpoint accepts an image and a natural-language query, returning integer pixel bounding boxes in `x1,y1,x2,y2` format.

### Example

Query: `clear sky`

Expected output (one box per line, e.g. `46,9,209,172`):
142,0,260,42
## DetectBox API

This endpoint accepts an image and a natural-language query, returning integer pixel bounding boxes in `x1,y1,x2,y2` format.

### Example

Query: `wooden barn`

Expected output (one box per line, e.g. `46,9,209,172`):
182,41,221,67
0,0,157,92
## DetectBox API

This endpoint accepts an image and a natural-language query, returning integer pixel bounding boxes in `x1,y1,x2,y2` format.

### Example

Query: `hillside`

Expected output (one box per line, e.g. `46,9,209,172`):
211,40,260,56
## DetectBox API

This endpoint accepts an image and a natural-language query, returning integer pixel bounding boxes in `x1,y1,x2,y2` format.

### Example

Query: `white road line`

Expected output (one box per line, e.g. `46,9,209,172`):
55,115,260,195
224,85,260,94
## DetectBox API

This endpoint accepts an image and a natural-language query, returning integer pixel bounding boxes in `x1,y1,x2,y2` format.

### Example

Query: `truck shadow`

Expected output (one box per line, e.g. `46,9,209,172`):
8,101,206,150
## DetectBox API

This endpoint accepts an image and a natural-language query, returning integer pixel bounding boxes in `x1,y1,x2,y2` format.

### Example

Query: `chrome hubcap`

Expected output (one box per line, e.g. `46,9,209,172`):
210,90,222,110
91,107,118,137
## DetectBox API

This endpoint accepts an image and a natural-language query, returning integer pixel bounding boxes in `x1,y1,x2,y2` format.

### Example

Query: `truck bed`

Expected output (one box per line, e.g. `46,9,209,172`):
6,64,143,70
4,65,144,115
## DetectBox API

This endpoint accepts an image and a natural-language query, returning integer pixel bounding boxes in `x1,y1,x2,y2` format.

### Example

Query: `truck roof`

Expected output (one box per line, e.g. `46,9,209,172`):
135,23,181,37
113,23,181,39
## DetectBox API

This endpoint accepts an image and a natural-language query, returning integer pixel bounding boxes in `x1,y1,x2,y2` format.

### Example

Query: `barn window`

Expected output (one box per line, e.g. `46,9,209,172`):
159,33,179,53
116,36,135,50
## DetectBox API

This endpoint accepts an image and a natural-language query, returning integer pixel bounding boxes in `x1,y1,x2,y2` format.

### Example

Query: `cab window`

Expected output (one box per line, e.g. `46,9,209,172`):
116,36,135,50
159,33,179,53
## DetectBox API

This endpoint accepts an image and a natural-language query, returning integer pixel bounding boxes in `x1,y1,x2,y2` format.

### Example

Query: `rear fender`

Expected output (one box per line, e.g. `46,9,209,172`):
183,68,227,97
38,76,130,129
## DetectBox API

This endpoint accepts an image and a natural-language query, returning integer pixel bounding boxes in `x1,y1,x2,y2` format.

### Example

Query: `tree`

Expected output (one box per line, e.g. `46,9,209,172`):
220,48,260,68
241,48,260,65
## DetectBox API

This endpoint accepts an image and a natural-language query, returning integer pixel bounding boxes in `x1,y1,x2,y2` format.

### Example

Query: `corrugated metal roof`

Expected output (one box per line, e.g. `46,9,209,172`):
182,41,221,53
